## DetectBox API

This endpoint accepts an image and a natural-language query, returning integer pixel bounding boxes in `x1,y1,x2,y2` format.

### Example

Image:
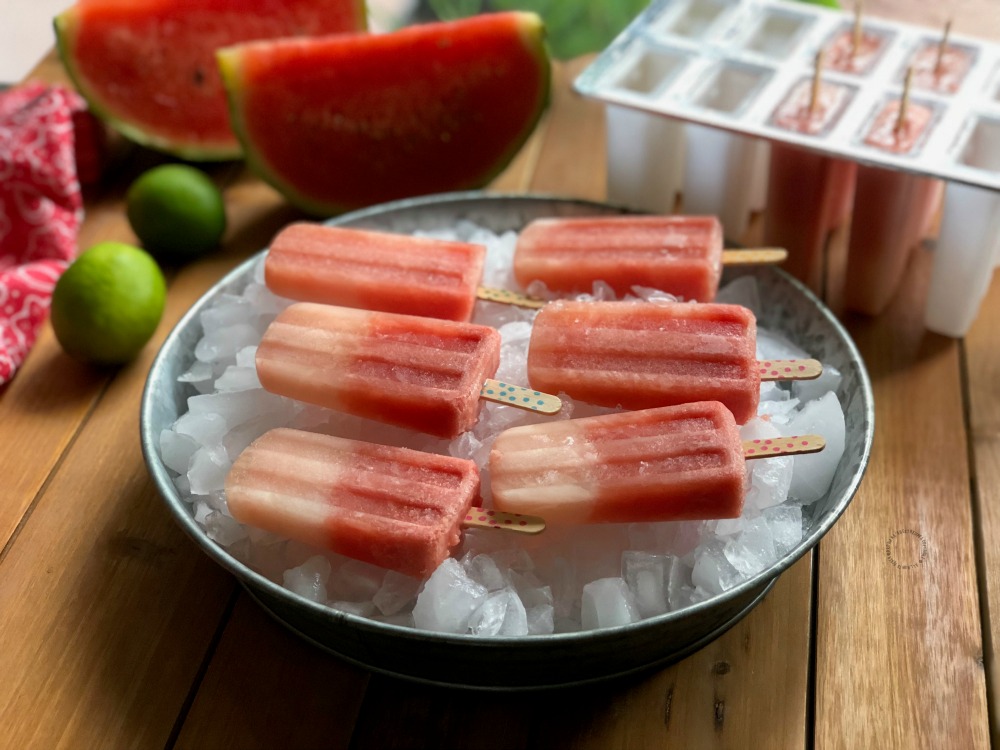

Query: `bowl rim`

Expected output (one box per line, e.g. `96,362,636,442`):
140,190,875,646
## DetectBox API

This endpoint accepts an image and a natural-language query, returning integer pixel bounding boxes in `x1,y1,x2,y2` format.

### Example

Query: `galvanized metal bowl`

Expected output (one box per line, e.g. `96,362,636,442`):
140,192,874,690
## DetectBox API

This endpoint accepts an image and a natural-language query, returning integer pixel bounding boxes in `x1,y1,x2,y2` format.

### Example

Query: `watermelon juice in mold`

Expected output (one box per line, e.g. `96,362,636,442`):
605,47,690,214
682,62,772,239
763,78,857,295
843,97,941,315
825,24,890,75
908,38,976,94
926,116,1000,335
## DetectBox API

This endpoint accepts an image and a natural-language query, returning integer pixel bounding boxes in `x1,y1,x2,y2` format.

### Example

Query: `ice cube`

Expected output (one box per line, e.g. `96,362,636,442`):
195,323,260,364
159,429,198,475
330,600,378,617
782,391,846,503
201,295,255,333
764,503,804,556
463,553,507,592
723,515,778,577
792,363,842,403
328,559,386,602
215,365,261,392
188,445,230,495
173,411,228,448
412,558,488,634
283,555,332,602
622,551,671,618
581,578,640,630
526,603,555,634
756,328,810,361
469,587,528,636
691,541,741,594
373,571,423,616
715,276,762,316
741,419,793,511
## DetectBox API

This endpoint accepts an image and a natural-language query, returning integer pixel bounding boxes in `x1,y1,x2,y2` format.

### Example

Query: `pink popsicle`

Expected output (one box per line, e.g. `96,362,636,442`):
256,303,501,438
845,99,941,314
764,78,857,294
826,27,886,74
226,428,480,577
909,39,973,94
527,301,762,423
265,223,487,322
490,401,747,524
513,215,724,301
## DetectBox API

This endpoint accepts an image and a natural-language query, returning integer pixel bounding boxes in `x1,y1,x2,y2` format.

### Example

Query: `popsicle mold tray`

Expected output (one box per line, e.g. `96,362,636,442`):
575,0,1000,337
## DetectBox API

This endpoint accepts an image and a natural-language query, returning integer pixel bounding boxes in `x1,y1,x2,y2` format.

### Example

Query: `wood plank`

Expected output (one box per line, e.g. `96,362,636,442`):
173,593,369,750
962,271,1000,747
814,246,989,749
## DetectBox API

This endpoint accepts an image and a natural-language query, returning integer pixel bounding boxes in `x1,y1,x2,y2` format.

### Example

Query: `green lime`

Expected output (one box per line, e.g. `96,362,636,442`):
51,242,167,364
126,164,226,260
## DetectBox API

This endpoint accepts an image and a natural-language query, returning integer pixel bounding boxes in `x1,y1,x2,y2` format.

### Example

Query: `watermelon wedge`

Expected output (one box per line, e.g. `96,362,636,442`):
218,12,551,215
54,0,367,160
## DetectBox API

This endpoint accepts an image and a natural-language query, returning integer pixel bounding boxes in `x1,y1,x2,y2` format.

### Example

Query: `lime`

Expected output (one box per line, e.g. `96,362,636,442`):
50,242,167,365
126,164,226,260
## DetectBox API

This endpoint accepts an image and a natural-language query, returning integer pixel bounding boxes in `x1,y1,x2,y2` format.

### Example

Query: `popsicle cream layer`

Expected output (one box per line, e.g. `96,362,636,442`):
226,428,480,577
513,215,724,301
527,300,760,423
265,223,487,322
490,401,746,524
256,303,501,438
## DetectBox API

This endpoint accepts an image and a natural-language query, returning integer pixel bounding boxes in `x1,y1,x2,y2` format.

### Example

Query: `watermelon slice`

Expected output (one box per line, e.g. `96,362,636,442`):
54,0,367,160
218,12,551,215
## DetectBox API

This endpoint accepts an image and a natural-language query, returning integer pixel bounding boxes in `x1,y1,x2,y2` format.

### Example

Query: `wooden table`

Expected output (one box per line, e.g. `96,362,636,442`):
4,2,1000,747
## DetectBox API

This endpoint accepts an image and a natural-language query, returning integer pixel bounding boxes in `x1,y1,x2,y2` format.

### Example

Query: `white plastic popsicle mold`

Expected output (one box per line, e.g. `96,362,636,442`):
577,0,1000,336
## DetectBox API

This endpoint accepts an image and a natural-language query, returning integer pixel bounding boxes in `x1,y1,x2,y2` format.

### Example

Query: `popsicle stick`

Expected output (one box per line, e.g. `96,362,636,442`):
462,508,545,534
743,434,826,458
476,285,546,309
895,66,914,135
722,248,788,265
851,0,864,59
480,380,563,414
935,19,953,74
810,48,825,116
758,359,823,381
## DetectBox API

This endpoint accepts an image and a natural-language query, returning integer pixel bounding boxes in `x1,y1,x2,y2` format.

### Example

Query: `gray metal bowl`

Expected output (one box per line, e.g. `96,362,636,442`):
140,192,874,690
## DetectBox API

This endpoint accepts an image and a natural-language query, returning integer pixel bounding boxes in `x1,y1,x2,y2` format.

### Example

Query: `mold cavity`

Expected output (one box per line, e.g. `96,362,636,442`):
615,49,688,95
691,64,769,114
660,0,729,40
742,11,812,58
959,117,1000,172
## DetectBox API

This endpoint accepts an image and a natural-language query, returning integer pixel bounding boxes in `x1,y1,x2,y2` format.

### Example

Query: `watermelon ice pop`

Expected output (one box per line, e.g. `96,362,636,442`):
512,215,785,301
527,300,820,424
265,223,487,322
256,303,560,438
226,428,480,577
845,94,941,315
490,401,826,524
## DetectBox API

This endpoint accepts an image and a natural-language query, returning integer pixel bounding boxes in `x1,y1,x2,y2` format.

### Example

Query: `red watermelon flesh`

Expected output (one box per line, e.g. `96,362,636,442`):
218,12,550,214
55,0,367,160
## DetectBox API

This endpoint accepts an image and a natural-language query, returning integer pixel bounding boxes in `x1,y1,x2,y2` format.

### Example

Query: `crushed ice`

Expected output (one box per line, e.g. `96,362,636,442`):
160,222,848,635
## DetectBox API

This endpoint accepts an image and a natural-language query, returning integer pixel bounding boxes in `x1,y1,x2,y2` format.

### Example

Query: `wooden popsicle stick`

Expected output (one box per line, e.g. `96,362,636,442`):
810,48,825,116
895,66,914,135
462,508,545,534
935,19,953,74
758,359,823,381
851,0,864,59
743,434,826,459
476,285,546,309
722,248,788,265
480,379,563,414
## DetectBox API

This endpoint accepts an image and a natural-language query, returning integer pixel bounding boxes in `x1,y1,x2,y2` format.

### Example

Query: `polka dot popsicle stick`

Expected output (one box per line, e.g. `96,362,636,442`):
743,434,826,458
462,508,545,534
476,285,546,309
480,379,563,414
721,248,788,265
758,359,823,381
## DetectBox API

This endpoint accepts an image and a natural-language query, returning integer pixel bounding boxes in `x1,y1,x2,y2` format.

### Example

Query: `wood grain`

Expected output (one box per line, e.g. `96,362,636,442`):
814,246,989,749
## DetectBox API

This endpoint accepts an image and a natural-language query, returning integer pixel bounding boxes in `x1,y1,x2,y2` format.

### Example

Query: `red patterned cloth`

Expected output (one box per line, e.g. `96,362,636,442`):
0,83,86,385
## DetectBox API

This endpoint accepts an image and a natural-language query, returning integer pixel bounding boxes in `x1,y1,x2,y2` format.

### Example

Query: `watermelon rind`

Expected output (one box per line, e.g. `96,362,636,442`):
54,0,368,162
218,12,551,215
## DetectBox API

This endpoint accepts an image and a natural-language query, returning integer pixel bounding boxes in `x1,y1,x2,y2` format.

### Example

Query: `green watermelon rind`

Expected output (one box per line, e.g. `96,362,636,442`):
218,13,552,216
54,7,244,162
